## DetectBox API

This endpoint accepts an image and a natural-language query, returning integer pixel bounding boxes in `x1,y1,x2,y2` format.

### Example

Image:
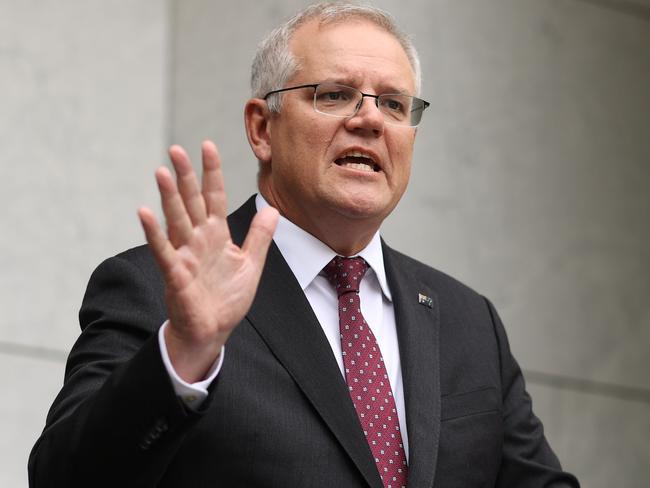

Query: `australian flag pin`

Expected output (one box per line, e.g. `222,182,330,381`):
418,293,433,309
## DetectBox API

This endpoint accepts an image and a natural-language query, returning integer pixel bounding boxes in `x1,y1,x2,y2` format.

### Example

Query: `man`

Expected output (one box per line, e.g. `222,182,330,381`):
30,3,579,487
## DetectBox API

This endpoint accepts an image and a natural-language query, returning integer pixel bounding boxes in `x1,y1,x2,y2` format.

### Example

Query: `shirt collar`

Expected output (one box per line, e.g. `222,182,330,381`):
255,194,392,301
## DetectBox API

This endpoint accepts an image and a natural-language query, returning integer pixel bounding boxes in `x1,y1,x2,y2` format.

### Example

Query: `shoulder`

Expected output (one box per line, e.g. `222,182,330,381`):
384,245,484,301
113,244,159,276
83,244,163,307
87,244,158,279
382,244,496,331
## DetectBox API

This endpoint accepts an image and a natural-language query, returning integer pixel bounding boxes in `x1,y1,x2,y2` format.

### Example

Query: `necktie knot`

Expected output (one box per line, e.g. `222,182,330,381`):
323,256,368,296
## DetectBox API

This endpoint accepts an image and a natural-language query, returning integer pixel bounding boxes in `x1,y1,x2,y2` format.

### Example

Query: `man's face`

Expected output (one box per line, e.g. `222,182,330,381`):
261,19,417,246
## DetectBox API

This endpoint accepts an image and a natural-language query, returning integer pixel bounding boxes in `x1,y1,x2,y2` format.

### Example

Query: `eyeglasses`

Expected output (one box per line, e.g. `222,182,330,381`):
263,82,430,127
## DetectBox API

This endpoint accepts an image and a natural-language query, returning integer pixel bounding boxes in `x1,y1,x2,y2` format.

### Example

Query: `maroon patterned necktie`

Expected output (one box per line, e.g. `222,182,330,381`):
324,256,408,488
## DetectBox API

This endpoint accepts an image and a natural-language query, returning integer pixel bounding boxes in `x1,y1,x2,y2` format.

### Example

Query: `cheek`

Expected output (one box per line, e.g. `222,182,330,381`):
389,136,415,180
272,120,334,191
287,117,334,159
306,119,338,148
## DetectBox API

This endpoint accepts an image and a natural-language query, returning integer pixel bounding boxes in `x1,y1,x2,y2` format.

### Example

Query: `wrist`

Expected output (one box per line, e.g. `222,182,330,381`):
164,324,224,383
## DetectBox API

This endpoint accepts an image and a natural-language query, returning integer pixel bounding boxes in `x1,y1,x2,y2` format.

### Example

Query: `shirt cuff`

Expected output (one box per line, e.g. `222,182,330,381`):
158,321,224,408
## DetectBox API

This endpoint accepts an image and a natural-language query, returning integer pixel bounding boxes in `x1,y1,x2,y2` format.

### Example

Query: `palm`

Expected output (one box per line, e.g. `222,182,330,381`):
166,218,260,340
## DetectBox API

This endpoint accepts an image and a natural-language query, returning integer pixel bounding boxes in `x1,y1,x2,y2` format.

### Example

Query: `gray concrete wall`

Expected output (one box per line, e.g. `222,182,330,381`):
2,0,648,486
0,1,168,486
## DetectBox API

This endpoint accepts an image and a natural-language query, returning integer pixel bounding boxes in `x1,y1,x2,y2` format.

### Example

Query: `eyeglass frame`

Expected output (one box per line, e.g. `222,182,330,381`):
262,83,430,127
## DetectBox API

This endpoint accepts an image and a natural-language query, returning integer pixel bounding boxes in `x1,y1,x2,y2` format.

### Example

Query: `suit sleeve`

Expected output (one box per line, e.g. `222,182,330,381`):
484,299,580,487
28,251,212,488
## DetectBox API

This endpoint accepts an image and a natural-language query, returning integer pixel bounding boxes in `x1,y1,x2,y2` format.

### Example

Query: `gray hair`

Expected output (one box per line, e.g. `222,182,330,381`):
251,2,422,113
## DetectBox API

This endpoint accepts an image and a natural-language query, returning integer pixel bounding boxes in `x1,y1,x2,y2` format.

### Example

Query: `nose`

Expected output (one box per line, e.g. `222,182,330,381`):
344,95,385,136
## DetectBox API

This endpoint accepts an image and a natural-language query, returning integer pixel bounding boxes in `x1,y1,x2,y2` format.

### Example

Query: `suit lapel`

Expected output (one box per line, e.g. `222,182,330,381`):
228,197,383,488
383,243,441,488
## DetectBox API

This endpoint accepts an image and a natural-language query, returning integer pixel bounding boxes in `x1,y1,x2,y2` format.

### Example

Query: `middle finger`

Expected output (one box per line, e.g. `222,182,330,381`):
169,145,208,226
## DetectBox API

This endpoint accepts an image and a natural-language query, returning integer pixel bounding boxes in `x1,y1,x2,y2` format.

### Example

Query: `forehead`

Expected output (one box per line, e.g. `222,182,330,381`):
289,19,415,94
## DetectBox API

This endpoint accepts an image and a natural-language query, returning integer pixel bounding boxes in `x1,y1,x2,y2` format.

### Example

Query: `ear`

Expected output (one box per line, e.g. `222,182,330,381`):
245,98,272,164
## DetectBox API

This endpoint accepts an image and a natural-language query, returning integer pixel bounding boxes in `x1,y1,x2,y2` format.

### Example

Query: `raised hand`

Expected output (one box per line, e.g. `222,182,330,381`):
138,141,278,383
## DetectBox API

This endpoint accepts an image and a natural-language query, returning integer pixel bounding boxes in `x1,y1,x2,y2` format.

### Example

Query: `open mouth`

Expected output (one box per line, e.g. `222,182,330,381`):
334,151,380,172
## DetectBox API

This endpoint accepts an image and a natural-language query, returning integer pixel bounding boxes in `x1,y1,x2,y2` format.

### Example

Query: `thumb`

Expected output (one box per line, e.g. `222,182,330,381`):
242,206,279,266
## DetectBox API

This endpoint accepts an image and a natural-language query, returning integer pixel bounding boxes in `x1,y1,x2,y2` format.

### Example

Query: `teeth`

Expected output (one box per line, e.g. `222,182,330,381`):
341,151,374,161
335,150,379,172
341,162,374,172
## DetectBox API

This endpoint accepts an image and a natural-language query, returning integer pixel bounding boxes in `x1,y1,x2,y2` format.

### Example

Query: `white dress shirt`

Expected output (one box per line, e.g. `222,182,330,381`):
160,194,409,458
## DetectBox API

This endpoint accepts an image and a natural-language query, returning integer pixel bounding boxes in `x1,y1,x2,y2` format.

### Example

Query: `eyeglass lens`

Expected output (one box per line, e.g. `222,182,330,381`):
313,83,425,126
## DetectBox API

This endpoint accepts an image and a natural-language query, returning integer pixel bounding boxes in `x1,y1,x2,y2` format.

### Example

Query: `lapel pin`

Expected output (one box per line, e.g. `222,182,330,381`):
418,293,433,309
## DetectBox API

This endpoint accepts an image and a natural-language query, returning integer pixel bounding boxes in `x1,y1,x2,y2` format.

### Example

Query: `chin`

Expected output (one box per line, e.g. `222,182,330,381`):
331,194,393,222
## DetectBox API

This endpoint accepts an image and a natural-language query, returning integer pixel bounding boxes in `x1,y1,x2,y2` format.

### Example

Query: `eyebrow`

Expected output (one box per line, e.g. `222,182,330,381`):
320,76,413,95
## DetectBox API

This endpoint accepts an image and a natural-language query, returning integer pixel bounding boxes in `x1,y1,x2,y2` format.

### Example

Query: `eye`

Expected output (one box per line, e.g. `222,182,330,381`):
318,90,349,103
381,97,406,113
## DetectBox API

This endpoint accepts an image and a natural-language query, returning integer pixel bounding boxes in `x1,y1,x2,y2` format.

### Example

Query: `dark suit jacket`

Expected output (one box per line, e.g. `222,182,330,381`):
29,196,579,487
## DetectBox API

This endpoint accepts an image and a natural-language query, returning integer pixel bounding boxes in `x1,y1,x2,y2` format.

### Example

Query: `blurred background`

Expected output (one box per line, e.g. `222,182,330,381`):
1,0,649,486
